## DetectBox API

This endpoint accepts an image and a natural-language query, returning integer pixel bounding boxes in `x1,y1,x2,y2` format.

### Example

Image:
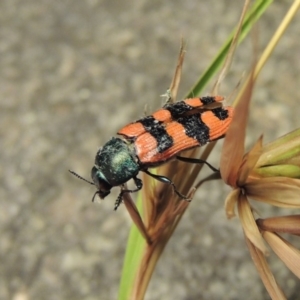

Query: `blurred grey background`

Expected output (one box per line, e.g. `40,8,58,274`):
1,0,300,299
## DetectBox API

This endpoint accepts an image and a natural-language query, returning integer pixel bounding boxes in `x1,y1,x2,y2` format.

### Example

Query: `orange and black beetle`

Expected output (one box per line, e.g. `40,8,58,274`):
70,96,233,210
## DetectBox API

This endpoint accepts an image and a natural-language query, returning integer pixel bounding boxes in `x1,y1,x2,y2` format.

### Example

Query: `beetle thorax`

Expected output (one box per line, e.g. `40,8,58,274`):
94,137,139,186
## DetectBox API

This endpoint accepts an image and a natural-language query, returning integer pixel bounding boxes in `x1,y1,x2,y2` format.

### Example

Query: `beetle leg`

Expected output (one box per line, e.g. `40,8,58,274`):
176,156,219,172
114,177,143,210
143,169,191,201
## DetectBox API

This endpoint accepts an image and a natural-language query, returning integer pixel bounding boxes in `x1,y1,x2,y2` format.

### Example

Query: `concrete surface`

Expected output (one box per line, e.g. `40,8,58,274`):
1,0,300,299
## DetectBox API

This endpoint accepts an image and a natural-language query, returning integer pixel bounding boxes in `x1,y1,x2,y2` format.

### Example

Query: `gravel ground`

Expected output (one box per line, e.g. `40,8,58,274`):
1,1,300,300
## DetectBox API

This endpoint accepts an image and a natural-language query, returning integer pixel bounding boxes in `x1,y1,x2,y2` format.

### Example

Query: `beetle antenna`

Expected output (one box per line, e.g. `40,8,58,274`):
69,170,95,185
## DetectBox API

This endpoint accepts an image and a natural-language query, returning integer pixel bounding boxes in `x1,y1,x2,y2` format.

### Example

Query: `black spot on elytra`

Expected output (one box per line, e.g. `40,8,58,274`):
164,101,193,118
177,114,210,145
212,107,229,120
198,96,218,105
139,116,173,153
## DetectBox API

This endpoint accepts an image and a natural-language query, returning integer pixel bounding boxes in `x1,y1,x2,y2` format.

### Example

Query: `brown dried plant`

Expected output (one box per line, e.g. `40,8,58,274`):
219,2,300,297
118,1,300,300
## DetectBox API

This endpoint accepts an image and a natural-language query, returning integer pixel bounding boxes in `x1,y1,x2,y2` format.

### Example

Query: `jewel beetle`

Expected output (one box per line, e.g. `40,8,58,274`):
70,96,233,210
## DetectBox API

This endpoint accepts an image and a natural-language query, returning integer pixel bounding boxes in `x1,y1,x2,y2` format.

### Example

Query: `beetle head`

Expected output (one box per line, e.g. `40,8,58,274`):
91,166,112,199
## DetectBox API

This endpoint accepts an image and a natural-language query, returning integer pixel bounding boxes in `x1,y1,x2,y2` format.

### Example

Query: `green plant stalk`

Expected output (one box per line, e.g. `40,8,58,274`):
118,198,145,300
234,0,300,106
186,0,273,98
